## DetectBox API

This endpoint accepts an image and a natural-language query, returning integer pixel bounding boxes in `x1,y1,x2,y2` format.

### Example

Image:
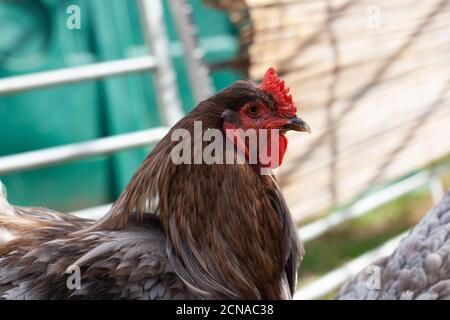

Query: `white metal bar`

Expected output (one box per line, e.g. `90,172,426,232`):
0,56,157,95
72,203,112,220
294,232,407,300
168,0,214,103
140,0,184,126
298,163,450,242
298,173,427,242
0,127,168,174
429,176,445,204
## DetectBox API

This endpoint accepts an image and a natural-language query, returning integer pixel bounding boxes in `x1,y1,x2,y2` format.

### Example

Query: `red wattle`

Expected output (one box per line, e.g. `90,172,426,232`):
278,133,288,167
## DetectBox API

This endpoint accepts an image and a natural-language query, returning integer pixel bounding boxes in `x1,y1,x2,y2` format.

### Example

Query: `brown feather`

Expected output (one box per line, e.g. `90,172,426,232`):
0,80,303,299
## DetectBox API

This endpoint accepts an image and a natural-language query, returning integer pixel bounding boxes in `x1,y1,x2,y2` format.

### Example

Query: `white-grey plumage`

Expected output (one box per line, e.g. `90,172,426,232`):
337,190,450,300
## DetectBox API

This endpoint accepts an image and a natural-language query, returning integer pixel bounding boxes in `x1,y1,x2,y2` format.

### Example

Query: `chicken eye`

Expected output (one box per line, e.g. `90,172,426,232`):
247,105,262,117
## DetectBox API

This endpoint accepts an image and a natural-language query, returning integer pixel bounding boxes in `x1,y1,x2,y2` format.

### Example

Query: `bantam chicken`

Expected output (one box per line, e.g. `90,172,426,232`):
0,67,310,300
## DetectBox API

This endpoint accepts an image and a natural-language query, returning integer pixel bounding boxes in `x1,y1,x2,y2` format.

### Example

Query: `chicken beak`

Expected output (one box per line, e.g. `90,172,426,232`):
284,116,311,133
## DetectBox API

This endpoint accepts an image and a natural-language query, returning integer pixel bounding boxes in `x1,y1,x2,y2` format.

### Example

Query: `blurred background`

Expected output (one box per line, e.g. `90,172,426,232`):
0,0,449,299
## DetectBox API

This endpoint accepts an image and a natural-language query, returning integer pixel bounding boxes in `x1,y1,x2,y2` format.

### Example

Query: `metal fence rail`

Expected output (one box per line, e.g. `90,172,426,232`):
0,0,179,175
299,164,450,242
0,127,168,174
168,0,214,103
0,56,157,95
139,0,184,126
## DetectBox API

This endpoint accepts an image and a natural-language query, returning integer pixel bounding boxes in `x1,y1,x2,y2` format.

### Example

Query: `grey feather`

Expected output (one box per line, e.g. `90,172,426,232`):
337,191,450,300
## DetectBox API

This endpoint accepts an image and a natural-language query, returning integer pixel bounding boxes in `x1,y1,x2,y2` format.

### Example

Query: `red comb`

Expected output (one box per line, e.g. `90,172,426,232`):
259,67,297,114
